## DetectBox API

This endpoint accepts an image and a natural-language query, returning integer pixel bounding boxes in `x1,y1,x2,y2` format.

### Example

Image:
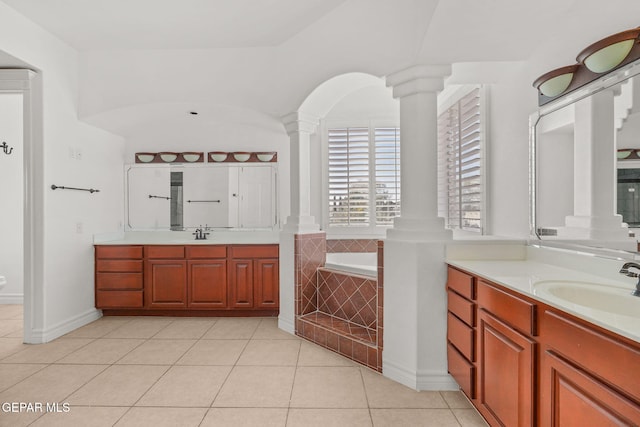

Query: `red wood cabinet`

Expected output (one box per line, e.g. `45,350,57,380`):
188,259,227,308
95,243,278,315
477,309,535,427
255,258,279,309
95,245,143,308
228,245,280,309
539,309,640,426
446,265,640,427
229,259,254,308
446,267,476,399
145,259,187,309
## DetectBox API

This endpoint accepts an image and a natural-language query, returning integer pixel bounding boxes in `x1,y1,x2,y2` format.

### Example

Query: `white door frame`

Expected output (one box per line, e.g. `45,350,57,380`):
0,69,43,344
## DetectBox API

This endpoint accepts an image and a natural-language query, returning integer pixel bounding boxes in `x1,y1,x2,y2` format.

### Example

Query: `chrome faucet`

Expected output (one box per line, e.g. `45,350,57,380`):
192,225,210,240
619,262,640,296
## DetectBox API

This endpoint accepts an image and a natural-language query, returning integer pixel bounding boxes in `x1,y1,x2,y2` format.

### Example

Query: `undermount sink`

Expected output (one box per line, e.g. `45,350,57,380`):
533,280,640,318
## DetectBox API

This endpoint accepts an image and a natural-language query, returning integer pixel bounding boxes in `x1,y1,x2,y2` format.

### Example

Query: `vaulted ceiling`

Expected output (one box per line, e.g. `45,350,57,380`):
2,0,640,137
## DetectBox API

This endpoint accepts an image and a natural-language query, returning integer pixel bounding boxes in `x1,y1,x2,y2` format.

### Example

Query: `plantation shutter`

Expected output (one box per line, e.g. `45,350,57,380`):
374,127,401,225
328,127,370,226
438,88,483,232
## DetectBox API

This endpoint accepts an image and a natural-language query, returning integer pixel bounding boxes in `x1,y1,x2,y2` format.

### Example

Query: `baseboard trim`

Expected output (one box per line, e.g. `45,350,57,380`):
0,293,24,304
416,369,459,391
382,359,419,389
383,359,459,391
278,315,295,335
28,308,102,343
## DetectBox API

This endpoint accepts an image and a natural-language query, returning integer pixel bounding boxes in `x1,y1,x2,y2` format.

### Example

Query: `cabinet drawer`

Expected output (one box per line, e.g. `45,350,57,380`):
448,312,475,362
186,245,227,259
145,245,185,259
230,245,278,259
96,290,143,308
447,267,475,300
448,289,475,327
448,343,476,399
95,245,143,259
477,280,536,336
96,273,143,290
541,309,640,401
96,260,143,273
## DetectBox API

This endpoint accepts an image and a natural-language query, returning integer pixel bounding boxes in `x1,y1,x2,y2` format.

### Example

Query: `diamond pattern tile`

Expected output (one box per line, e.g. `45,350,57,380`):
326,239,378,253
294,233,326,316
299,312,376,346
317,269,377,330
293,235,385,373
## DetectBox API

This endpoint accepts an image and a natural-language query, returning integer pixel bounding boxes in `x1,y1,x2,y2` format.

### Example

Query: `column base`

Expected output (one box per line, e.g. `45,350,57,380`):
386,216,453,241
382,239,450,390
283,215,320,233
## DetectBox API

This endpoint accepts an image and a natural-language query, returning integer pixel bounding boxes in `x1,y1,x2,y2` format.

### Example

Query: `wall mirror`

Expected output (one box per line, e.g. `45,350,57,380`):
125,163,278,230
531,59,640,253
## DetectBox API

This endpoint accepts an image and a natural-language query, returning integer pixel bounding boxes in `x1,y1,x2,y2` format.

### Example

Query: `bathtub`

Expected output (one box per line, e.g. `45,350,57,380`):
324,252,377,277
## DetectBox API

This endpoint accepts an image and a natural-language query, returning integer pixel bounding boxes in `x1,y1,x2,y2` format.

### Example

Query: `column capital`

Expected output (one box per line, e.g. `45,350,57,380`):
386,64,451,99
281,111,319,135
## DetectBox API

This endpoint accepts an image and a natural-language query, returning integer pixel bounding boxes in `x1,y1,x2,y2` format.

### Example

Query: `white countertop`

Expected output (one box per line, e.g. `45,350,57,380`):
94,230,280,245
447,249,640,344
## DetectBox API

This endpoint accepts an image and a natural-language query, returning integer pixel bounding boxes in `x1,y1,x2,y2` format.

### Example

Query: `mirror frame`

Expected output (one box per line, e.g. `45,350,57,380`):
530,59,640,242
124,162,280,231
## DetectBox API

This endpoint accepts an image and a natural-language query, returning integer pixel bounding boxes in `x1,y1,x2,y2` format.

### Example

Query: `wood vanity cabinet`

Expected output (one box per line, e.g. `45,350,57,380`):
476,280,536,427
95,245,144,308
144,246,187,309
539,309,640,426
187,246,227,308
446,268,477,399
229,245,279,309
446,265,640,427
95,243,278,315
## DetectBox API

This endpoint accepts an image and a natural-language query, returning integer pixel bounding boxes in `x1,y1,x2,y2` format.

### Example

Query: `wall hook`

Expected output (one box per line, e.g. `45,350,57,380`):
1,141,13,155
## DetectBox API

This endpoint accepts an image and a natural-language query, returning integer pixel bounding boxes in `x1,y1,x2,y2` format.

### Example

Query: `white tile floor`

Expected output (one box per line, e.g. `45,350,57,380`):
0,305,488,426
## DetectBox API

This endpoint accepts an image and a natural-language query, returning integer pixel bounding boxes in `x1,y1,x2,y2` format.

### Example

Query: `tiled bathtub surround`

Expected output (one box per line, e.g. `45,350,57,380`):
293,233,326,317
317,270,377,332
377,240,384,356
295,236,384,372
326,239,378,253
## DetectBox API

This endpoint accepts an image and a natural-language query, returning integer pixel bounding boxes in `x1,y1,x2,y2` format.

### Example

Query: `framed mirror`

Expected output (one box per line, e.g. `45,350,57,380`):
530,60,640,252
125,163,278,230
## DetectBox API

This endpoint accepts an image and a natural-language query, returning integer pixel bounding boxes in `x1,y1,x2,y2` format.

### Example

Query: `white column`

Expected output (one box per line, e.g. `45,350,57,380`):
559,89,632,246
385,65,453,241
278,111,321,335
382,65,458,391
281,111,320,233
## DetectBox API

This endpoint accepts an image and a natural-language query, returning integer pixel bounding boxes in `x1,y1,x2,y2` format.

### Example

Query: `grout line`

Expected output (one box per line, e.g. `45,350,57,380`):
0,308,484,426
358,366,375,426
283,332,303,427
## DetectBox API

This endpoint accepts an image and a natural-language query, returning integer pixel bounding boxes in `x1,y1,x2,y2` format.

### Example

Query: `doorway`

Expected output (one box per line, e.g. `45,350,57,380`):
0,91,23,338
0,69,41,343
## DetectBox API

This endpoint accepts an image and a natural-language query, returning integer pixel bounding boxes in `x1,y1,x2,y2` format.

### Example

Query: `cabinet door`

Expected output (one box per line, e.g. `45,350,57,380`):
228,259,254,308
540,349,640,427
478,309,535,427
254,258,279,309
145,260,187,308
188,260,227,308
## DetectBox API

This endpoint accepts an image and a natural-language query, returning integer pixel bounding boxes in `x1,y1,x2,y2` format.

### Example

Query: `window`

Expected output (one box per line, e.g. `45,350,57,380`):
374,127,401,225
437,87,484,232
327,126,400,227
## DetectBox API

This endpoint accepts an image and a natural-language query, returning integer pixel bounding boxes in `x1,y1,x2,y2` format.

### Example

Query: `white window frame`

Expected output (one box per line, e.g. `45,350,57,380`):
321,118,400,237
437,85,488,235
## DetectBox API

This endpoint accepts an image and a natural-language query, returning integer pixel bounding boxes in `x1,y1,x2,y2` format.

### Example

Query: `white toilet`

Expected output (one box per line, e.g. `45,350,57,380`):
0,276,6,291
